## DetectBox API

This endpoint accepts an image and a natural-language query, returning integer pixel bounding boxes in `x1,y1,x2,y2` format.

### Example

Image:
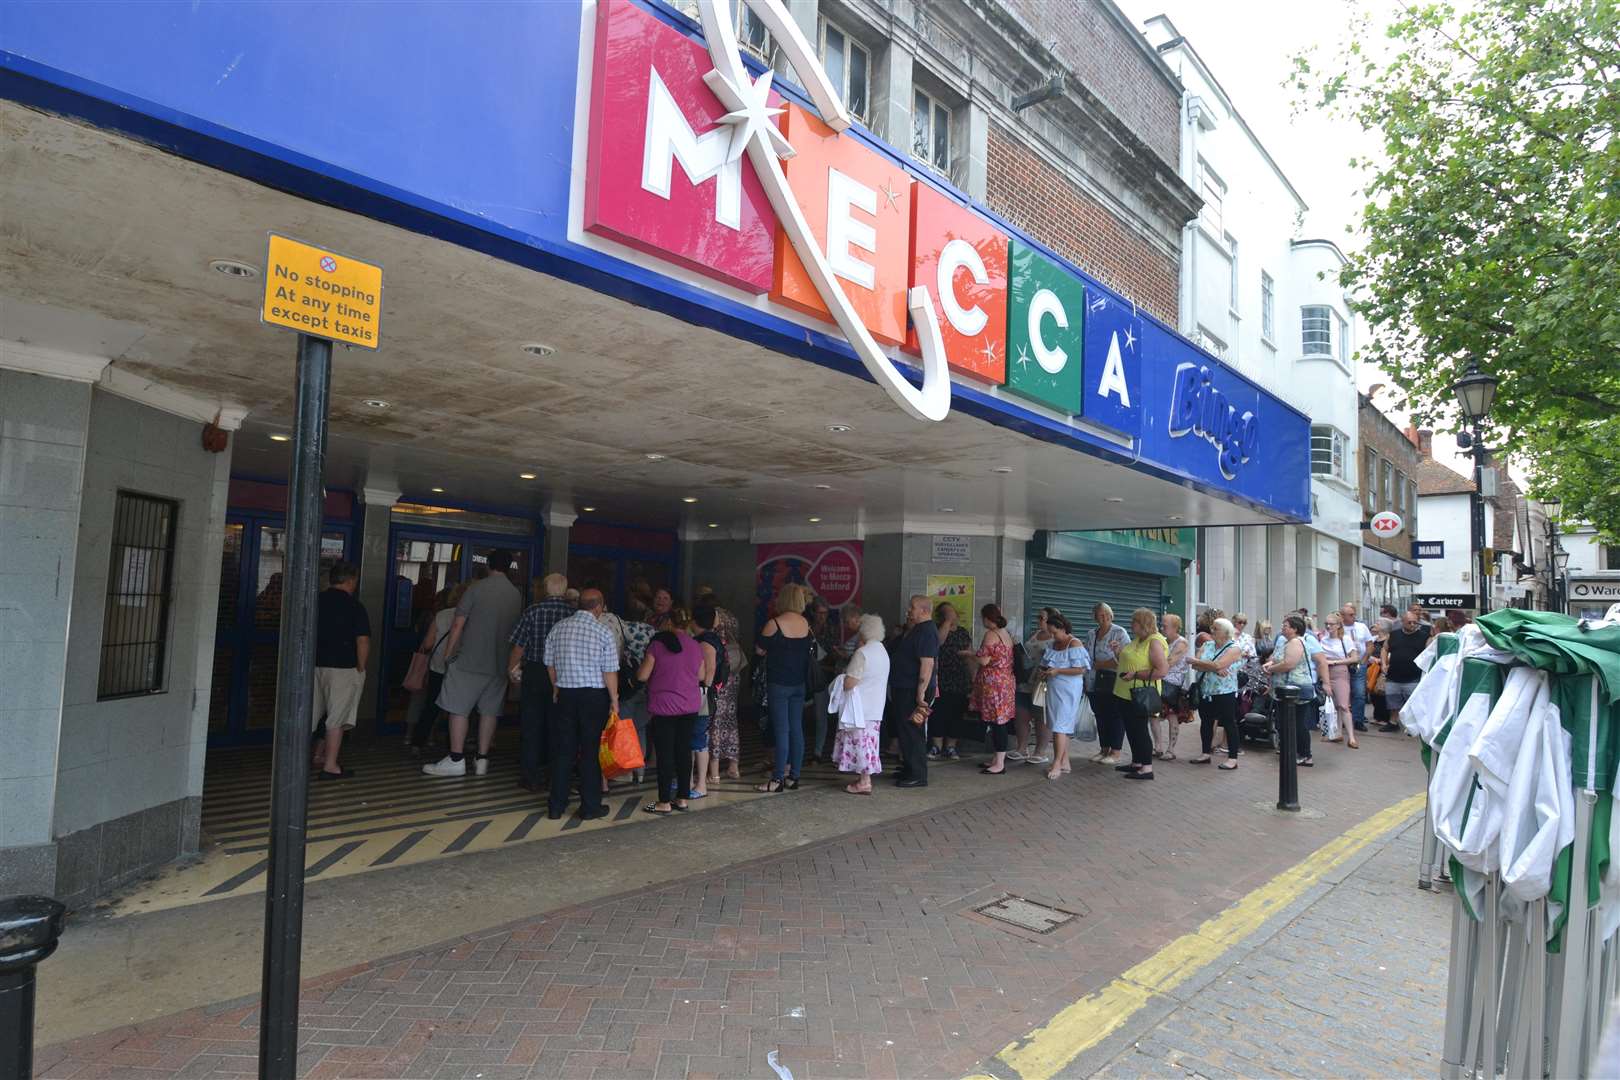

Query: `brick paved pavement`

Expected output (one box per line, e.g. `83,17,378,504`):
35,732,1430,1079
1085,820,1450,1079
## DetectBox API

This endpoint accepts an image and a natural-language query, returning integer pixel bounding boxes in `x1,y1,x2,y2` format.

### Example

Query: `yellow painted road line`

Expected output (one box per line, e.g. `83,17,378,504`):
976,792,1427,1080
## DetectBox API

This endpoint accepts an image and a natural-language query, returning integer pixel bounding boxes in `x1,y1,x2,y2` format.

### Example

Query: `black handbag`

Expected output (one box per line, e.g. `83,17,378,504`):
1129,679,1162,719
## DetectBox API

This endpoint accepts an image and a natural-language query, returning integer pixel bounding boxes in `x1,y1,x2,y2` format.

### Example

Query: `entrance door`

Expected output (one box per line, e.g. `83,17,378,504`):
208,515,352,746
379,529,532,733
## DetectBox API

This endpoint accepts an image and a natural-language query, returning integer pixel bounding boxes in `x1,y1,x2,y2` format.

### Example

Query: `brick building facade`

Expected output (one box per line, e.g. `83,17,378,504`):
1358,394,1424,611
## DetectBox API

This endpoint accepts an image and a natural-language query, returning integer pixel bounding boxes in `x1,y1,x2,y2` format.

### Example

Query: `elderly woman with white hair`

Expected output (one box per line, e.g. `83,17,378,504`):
832,614,889,795
1189,617,1245,769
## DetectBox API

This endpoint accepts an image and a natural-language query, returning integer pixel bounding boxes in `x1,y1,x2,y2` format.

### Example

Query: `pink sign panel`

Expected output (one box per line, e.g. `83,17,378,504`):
755,541,863,630
583,0,779,293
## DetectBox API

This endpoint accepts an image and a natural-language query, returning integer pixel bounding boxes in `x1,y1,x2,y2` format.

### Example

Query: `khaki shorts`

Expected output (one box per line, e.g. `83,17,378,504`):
437,662,509,718
313,667,365,732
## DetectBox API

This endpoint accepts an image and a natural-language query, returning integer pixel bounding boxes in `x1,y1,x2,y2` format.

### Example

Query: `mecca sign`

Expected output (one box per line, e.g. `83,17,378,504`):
1369,511,1404,539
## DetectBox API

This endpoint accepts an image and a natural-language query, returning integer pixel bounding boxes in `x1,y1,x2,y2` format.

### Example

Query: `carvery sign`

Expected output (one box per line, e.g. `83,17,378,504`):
582,0,1148,437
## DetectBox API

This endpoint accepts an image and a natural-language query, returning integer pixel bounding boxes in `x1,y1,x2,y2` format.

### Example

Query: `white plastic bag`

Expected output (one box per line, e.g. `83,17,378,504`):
1076,694,1098,743
1319,699,1339,741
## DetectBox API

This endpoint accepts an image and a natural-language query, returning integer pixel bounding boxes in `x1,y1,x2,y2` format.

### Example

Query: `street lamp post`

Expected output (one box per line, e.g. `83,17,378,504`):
1453,363,1499,617
1543,495,1566,613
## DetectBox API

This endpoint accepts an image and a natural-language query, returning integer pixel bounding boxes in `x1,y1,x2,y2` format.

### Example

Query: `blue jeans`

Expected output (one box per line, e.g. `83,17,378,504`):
768,682,807,781
1349,665,1367,729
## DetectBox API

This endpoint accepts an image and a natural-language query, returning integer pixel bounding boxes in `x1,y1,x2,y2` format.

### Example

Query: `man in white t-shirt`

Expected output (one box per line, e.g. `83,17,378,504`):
1340,602,1373,732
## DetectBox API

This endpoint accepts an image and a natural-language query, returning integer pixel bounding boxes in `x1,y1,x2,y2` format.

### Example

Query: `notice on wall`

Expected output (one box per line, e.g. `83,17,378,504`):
755,541,863,631
931,534,971,562
261,233,383,349
927,574,976,627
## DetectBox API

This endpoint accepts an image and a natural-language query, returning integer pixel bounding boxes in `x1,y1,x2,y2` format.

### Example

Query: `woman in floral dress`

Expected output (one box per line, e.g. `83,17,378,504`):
970,604,1017,774
833,615,889,793
700,589,743,782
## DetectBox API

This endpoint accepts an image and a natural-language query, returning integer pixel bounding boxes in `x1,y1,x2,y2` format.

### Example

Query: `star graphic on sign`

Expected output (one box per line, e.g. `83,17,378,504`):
1123,326,1136,351
978,339,998,366
1015,343,1032,370
879,180,903,212
702,66,793,165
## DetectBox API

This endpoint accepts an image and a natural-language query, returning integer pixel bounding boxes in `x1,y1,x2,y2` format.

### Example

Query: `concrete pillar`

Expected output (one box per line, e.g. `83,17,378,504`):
0,371,90,893
965,99,990,201
543,503,576,578
874,34,914,151
356,486,399,723
1267,525,1297,623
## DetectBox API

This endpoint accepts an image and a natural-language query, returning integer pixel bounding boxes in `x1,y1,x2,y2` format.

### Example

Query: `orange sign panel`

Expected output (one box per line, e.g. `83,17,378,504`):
906,183,1008,382
770,104,912,346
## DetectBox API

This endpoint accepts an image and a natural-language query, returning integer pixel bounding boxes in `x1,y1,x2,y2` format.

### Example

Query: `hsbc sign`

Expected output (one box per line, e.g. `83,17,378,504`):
581,0,1146,434
1369,511,1404,539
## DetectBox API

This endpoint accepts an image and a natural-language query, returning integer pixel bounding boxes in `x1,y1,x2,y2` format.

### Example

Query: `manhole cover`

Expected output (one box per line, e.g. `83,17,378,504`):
973,895,1078,934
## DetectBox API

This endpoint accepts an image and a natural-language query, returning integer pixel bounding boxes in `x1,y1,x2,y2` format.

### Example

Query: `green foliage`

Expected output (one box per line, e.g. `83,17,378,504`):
1295,0,1620,539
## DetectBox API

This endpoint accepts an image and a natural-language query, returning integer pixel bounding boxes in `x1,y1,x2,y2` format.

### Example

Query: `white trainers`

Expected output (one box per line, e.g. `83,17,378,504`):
473,756,489,776
422,756,466,777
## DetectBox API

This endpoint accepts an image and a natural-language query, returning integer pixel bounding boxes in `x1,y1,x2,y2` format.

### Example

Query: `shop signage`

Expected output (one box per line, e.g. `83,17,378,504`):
260,234,382,349
1569,578,1620,602
581,0,1153,436
931,534,971,562
927,574,976,626
1414,540,1445,560
1369,511,1404,539
1415,593,1475,609
1166,362,1259,479
755,541,862,630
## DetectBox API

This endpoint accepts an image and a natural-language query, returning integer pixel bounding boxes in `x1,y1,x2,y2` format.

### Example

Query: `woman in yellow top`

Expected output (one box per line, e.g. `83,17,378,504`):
1112,607,1169,780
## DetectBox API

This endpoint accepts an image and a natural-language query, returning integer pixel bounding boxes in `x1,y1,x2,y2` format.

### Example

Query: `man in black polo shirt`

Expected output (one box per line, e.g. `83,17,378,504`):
886,594,938,787
1379,609,1431,733
311,561,371,779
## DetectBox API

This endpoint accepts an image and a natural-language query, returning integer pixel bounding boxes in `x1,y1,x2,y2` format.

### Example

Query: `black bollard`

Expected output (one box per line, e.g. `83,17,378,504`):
1274,685,1301,813
0,895,68,1080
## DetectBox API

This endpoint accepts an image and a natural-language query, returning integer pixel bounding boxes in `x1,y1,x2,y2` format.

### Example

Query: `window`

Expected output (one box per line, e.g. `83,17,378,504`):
1310,425,1346,480
1605,546,1620,571
1261,272,1276,341
737,5,772,58
1365,450,1379,510
819,20,870,122
1227,237,1240,312
1199,327,1229,360
1198,159,1225,236
1338,313,1352,364
1382,460,1394,510
1301,305,1333,356
99,491,179,699
912,87,951,170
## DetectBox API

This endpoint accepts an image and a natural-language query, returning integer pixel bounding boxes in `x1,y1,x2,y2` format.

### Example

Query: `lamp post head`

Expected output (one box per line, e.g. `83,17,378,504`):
1453,362,1499,422
1553,545,1570,575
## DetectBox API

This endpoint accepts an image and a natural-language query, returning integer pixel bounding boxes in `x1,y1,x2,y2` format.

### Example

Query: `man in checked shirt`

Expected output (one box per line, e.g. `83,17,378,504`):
507,572,572,794
543,587,621,820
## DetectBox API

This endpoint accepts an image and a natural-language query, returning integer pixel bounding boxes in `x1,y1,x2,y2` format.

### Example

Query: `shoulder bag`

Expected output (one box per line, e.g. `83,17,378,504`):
1129,676,1162,720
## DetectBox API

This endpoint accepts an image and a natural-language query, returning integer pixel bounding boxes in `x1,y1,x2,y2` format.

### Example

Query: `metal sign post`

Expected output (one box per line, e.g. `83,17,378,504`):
1274,685,1301,812
257,333,332,1080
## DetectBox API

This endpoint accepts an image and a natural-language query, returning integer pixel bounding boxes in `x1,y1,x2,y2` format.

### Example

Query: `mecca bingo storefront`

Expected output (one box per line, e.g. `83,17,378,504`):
0,0,1310,901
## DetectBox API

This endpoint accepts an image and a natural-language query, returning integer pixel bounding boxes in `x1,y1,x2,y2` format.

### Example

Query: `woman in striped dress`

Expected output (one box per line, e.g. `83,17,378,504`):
703,592,744,782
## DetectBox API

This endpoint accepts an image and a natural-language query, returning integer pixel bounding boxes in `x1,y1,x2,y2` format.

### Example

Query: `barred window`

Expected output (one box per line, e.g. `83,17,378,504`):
1310,425,1346,479
1302,305,1333,356
98,491,178,699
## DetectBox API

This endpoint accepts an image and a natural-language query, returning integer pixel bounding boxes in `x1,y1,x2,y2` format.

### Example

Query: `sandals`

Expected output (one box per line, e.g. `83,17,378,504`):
843,783,872,795
1218,761,1239,771
756,780,785,793
1189,755,1212,765
1297,757,1314,768
1154,751,1177,762
641,803,673,816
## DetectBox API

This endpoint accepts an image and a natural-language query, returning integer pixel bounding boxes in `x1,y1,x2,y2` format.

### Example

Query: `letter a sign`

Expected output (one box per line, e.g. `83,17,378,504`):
1082,290,1142,438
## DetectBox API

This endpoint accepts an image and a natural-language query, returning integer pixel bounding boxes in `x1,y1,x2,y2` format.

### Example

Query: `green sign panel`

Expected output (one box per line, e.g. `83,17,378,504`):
1005,239,1085,413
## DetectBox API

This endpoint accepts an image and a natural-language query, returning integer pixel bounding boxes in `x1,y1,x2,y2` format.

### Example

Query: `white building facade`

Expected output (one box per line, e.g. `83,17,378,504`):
1143,17,1363,622
1561,524,1620,619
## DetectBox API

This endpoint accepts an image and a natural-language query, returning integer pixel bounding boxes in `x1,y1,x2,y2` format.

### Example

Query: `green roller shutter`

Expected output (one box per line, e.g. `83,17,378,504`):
1026,559,1170,639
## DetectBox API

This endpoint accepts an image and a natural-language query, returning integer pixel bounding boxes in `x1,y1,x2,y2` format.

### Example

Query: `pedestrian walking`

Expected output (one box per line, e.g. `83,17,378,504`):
1380,609,1432,732
311,561,370,780
756,583,813,793
1263,614,1319,768
832,614,888,794
970,603,1017,768
1087,603,1131,765
637,609,708,816
507,572,572,793
1340,602,1373,732
424,549,522,778
1189,617,1244,770
1114,608,1168,779
885,594,939,788
1032,612,1089,780
1320,612,1361,748
542,588,620,820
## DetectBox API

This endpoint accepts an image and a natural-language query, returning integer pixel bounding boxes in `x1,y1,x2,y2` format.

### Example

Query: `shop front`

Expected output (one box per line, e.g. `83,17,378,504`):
1361,544,1422,618
1567,577,1620,621
1028,529,1193,638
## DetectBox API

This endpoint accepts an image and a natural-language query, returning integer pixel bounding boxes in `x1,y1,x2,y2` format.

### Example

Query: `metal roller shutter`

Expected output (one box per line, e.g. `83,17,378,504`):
1025,559,1169,639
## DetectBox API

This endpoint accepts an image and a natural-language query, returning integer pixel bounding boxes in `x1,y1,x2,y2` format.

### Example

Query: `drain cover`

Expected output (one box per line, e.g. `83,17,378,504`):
973,895,1078,934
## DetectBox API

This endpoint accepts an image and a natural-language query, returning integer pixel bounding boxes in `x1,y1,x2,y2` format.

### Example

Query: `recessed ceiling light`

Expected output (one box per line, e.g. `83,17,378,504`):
582,506,596,512
808,516,822,523
519,472,537,480
991,466,1013,474
431,487,445,493
707,522,719,529
814,483,832,490
682,496,698,504
1106,496,1125,503
521,342,557,357
939,507,956,513
826,424,851,433
1169,515,1184,521
210,258,259,279
644,452,667,461
268,433,291,443
361,399,392,410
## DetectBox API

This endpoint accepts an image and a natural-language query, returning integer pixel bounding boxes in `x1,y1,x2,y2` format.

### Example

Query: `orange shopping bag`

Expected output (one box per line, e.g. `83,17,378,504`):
598,711,644,779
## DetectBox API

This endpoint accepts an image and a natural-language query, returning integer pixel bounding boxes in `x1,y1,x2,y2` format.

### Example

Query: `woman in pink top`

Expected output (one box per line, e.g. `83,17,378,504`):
636,611,711,815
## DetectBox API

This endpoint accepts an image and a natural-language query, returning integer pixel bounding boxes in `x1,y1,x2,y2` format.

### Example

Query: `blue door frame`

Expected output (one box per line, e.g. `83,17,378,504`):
376,521,542,734
210,509,356,748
